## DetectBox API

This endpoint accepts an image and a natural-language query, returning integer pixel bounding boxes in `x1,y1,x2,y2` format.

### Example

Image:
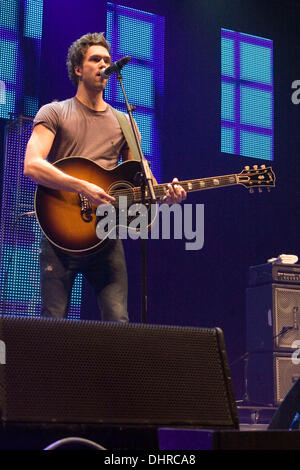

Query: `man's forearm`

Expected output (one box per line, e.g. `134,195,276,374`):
24,148,115,206
24,155,84,193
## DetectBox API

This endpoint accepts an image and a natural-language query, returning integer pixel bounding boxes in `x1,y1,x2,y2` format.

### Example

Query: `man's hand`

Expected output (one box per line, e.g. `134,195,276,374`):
80,180,115,205
163,178,187,204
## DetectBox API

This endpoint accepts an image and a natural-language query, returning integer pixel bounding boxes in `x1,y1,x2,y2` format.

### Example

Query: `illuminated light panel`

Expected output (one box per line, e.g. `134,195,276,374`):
221,126,235,154
0,39,18,83
133,111,154,156
0,117,82,319
0,2,82,319
240,130,272,160
0,0,19,31
116,64,154,108
221,82,235,122
240,42,272,84
0,87,15,118
23,94,39,117
240,86,272,129
106,2,165,182
0,79,5,103
0,0,43,119
221,29,273,161
118,14,153,60
221,37,235,78
23,0,43,38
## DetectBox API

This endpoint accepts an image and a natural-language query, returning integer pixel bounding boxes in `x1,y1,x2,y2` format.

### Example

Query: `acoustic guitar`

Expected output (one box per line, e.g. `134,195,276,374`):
34,157,275,254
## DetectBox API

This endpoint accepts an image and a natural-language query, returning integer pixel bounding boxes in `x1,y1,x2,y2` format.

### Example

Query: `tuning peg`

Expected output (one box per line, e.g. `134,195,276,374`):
249,188,254,194
260,164,266,169
267,188,271,192
245,166,250,170
258,187,263,193
253,165,258,170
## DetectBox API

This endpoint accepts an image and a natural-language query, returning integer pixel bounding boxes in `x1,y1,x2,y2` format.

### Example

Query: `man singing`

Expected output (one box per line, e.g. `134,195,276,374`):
24,32,186,321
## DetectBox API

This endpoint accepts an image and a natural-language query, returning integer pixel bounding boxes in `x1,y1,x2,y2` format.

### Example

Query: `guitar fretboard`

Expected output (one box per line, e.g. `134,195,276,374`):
133,174,238,201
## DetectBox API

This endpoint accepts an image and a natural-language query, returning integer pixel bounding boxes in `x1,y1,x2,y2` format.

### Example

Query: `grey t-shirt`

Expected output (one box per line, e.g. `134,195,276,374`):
33,97,129,169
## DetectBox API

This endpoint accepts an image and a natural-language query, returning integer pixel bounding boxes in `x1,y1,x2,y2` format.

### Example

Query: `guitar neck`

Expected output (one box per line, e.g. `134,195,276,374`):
154,174,238,198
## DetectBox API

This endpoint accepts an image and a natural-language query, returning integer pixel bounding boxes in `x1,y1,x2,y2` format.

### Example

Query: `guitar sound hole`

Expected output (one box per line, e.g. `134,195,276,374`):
109,184,135,209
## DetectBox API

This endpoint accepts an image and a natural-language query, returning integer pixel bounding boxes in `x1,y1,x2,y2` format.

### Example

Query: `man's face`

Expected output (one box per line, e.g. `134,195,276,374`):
75,44,112,91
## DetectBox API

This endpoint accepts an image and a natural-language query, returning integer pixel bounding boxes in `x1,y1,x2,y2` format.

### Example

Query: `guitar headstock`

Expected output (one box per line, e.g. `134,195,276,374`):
238,165,275,192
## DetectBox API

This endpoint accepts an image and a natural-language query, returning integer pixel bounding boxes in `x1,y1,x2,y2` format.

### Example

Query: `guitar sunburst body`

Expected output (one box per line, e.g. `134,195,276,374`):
35,157,147,254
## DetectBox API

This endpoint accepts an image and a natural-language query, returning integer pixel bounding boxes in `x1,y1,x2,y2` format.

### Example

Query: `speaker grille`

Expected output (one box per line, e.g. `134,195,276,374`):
275,288,300,349
0,316,238,428
275,356,300,403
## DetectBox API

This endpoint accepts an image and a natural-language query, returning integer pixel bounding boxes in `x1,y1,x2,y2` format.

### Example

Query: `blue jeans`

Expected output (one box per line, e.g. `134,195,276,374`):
39,237,128,322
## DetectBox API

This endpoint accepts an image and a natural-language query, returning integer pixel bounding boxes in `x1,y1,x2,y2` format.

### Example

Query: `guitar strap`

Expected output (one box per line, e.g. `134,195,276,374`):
111,107,142,162
112,107,156,184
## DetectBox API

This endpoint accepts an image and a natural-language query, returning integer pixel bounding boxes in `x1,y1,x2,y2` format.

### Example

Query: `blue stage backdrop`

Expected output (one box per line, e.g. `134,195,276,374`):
0,0,300,403
0,116,83,318
0,1,165,319
0,0,43,119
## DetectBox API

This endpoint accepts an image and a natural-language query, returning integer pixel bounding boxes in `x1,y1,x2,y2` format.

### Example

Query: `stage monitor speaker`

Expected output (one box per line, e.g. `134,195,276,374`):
0,316,239,429
247,352,300,405
268,376,300,429
246,284,300,352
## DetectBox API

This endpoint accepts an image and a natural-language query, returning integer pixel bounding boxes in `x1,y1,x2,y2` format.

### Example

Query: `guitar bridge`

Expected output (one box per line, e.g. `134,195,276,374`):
78,194,93,222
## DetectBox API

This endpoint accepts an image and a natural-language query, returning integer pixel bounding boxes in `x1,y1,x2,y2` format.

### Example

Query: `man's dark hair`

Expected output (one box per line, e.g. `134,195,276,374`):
66,32,111,87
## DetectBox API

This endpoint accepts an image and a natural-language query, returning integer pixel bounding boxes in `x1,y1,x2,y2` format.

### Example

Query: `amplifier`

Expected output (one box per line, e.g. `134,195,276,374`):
247,351,300,405
249,263,300,286
246,283,300,351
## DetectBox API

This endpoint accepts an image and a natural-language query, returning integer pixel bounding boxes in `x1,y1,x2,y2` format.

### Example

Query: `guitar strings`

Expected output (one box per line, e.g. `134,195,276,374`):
82,170,271,206
108,175,240,201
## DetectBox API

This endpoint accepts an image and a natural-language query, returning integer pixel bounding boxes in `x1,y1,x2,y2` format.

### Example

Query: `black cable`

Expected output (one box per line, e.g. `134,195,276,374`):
230,326,296,367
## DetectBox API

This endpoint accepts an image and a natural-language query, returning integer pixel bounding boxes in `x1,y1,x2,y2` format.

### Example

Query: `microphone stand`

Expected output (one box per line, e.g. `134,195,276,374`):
115,66,156,324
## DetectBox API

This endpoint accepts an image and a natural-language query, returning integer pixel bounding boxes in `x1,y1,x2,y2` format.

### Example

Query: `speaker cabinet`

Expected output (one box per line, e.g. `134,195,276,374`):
0,316,238,429
247,352,300,405
246,284,300,351
268,376,300,429
246,282,300,405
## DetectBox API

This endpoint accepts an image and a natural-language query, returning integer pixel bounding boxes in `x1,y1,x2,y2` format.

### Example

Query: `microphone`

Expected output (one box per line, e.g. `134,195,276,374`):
100,56,131,79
